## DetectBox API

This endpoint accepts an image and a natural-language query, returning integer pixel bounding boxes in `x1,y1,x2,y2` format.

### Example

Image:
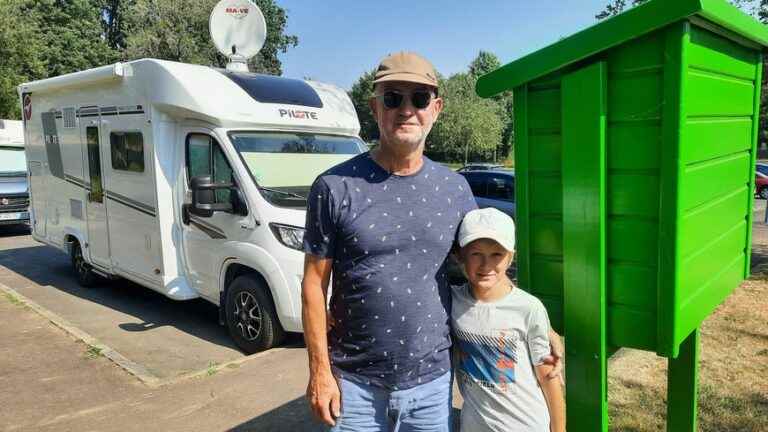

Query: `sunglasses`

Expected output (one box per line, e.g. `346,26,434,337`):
374,90,434,110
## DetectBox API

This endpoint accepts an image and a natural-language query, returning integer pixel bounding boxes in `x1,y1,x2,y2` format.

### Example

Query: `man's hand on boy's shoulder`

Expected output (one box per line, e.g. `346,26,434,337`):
542,329,565,383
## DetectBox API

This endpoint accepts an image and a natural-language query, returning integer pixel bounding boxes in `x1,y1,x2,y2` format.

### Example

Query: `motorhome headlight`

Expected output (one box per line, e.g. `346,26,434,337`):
269,223,305,251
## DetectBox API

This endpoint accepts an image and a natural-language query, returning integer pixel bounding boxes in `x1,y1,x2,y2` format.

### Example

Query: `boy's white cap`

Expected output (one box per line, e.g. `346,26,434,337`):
458,208,516,251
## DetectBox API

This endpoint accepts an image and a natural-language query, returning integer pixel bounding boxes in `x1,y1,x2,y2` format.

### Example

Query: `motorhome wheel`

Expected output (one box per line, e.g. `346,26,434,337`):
70,241,98,287
226,274,285,353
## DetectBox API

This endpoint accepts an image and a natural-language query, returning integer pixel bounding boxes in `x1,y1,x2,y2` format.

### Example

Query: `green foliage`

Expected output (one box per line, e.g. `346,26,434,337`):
123,0,297,75
468,51,501,78
428,73,504,163
0,0,298,119
348,69,378,142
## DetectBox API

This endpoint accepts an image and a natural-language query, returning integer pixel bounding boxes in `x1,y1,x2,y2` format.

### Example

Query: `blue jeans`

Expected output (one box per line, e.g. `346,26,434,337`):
329,372,452,432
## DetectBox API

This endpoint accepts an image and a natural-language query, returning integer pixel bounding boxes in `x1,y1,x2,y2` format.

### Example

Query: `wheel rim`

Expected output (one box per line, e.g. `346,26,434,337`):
74,246,89,277
233,291,262,341
762,188,768,199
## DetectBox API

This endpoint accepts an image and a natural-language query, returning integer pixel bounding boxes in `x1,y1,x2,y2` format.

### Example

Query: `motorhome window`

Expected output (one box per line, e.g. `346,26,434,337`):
0,147,26,176
186,134,233,204
110,132,144,173
86,127,103,203
230,132,365,208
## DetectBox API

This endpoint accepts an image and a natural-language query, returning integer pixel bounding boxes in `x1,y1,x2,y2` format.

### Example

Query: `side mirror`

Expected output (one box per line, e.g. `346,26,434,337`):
189,175,233,217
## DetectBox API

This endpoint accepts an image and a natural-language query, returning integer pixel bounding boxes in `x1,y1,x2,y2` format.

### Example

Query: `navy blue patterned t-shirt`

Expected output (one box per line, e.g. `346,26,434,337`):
303,152,477,390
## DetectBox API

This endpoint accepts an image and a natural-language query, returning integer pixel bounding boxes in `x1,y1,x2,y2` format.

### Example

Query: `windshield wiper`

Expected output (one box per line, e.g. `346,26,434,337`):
259,186,305,199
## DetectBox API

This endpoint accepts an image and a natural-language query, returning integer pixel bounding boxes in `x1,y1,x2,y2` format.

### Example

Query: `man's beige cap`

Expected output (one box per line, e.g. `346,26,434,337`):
459,208,516,252
373,52,439,88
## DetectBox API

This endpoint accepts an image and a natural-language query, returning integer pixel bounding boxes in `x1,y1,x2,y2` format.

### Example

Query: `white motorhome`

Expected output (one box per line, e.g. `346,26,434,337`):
18,59,364,353
0,119,30,226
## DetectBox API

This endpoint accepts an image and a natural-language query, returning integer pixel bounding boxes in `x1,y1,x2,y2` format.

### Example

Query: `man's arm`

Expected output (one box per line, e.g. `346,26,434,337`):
535,363,566,432
543,329,564,381
302,254,340,426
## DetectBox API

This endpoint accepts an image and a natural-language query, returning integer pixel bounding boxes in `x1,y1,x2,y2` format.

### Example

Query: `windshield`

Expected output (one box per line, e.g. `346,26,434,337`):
0,147,26,176
230,132,365,208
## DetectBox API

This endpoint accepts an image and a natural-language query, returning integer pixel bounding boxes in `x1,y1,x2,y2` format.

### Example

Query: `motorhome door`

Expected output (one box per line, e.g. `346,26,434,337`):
81,117,111,268
181,130,250,300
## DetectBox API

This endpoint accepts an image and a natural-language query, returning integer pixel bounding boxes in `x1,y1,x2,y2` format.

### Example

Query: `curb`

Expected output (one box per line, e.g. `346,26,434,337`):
0,282,286,388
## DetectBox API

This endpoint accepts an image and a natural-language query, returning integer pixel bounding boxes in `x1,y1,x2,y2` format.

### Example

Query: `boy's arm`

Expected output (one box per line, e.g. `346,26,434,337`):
535,364,565,432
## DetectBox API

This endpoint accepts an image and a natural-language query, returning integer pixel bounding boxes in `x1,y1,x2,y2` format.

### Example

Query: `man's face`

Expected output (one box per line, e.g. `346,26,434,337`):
369,81,443,152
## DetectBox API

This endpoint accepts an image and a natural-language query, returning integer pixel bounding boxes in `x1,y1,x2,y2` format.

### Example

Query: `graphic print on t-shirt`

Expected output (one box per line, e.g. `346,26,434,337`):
454,328,519,393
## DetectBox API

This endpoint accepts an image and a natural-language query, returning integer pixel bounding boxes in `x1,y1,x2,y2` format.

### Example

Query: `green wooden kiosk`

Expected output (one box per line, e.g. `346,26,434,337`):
476,0,768,430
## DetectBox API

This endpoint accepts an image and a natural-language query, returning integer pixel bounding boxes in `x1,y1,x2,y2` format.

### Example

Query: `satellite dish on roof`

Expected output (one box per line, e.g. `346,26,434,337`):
209,0,267,72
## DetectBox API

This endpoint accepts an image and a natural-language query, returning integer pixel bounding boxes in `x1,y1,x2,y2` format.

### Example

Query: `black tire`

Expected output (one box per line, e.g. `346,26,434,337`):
760,187,768,200
225,274,285,354
70,241,99,287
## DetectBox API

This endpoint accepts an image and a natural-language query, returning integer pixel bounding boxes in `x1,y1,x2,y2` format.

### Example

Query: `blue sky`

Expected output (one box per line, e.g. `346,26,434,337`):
276,0,614,89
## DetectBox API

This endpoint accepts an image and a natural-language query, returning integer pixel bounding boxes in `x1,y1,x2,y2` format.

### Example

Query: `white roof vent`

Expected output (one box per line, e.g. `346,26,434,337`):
209,0,267,72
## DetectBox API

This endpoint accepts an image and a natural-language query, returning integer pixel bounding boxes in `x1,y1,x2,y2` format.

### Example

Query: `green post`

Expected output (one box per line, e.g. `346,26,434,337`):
562,61,609,432
667,328,700,431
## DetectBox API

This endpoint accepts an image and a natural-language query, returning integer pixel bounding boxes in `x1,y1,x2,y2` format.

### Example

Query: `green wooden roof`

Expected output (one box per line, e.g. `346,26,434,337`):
476,0,768,98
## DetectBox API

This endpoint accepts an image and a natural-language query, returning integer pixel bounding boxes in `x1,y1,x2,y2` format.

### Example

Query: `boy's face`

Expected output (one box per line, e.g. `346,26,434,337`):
460,238,513,293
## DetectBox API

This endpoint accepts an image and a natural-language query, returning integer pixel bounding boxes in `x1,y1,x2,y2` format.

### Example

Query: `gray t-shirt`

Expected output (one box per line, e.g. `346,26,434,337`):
451,283,552,432
303,152,476,390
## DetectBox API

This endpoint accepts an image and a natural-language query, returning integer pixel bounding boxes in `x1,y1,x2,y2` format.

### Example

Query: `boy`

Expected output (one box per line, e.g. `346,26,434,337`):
452,208,565,432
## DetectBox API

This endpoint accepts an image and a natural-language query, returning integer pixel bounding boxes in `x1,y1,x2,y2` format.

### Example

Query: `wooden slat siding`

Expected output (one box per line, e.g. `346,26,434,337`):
674,23,760,346
605,31,665,350
525,79,565,332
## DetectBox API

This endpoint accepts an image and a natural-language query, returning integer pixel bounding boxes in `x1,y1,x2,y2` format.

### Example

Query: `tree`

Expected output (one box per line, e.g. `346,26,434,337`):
595,0,647,20
428,73,504,163
468,51,501,78
123,0,298,75
0,0,116,119
348,69,378,142
0,0,46,119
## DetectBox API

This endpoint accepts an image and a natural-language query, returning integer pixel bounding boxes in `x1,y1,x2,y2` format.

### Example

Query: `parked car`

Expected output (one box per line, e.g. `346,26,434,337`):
0,119,29,227
459,170,515,218
756,170,768,199
456,162,505,172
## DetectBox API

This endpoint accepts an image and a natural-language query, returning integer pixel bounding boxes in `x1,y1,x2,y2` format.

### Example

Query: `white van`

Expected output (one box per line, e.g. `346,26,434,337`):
18,60,364,353
0,119,30,226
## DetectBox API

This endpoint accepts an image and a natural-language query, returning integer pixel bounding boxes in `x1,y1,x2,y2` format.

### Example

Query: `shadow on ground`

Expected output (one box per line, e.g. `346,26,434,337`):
0,240,305,352
229,397,462,432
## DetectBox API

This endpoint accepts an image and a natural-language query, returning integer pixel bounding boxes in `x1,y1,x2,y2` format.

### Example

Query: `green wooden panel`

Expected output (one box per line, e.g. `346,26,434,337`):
608,263,657,308
608,72,664,122
607,31,665,74
689,25,757,80
530,257,563,297
514,85,532,293
679,186,748,257
680,221,747,299
682,118,752,164
540,296,564,334
562,61,608,432
679,152,750,210
530,218,563,257
528,133,562,172
608,218,658,265
677,253,745,340
657,22,688,357
528,88,561,132
686,70,755,117
608,306,656,350
608,123,661,171
608,174,660,218
530,175,563,215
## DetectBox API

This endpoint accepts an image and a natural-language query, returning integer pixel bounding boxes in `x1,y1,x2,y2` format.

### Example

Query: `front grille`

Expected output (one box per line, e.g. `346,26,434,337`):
0,194,29,212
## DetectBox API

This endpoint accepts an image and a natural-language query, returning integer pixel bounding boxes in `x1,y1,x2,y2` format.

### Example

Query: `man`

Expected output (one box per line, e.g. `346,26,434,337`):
302,52,561,431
